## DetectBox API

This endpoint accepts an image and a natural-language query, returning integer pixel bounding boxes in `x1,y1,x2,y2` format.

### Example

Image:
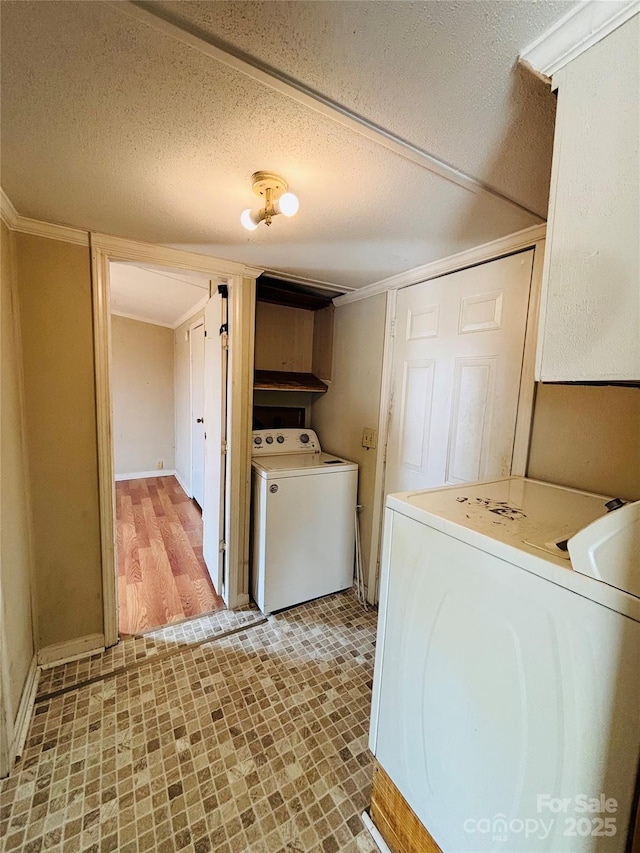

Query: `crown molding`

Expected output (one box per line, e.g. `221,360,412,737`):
110,309,175,329
333,224,547,307
12,217,89,246
1,189,89,245
111,294,209,331
0,188,19,229
519,1,639,84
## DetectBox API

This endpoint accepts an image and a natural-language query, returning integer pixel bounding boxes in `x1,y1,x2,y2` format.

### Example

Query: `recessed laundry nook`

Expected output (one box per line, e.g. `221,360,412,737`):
1,3,639,853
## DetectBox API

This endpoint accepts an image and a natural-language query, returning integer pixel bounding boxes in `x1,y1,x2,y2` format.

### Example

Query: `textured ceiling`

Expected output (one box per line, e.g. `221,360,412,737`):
110,264,209,327
0,1,571,289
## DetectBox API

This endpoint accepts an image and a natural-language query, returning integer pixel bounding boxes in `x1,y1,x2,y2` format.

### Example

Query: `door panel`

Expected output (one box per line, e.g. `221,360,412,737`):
386,250,533,495
190,322,205,507
202,292,226,597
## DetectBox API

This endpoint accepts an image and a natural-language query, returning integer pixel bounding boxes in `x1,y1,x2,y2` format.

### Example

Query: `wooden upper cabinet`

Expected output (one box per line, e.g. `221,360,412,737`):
254,297,334,392
536,16,640,382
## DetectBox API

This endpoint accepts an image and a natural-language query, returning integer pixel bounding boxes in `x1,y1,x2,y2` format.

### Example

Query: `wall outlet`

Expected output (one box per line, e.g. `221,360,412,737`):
156,460,164,470
362,428,377,450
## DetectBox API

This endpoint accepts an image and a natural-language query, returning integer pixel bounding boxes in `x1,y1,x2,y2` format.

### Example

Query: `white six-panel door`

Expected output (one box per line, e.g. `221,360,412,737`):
385,250,534,495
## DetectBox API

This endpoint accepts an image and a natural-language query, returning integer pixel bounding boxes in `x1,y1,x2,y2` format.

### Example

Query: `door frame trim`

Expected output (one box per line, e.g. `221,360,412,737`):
367,231,546,605
91,235,260,647
188,317,205,504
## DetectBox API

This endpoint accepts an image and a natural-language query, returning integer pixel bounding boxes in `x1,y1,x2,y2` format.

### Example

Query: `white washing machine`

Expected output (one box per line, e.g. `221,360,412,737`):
370,477,640,852
369,477,640,853
251,428,358,615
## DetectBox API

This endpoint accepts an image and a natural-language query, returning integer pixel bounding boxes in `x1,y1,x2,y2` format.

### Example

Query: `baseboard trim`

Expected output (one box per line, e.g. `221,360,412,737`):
362,812,393,853
11,655,38,760
115,469,176,482
38,634,105,669
173,470,191,498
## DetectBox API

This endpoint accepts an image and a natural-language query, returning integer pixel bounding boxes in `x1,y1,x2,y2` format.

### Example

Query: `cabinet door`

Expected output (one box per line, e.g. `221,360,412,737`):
370,510,640,853
537,16,639,381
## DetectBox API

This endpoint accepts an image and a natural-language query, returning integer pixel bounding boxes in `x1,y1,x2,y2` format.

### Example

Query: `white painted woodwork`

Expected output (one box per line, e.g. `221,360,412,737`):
190,321,205,508
202,295,226,595
91,237,259,644
385,251,533,495
519,0,640,81
371,503,640,852
537,15,640,381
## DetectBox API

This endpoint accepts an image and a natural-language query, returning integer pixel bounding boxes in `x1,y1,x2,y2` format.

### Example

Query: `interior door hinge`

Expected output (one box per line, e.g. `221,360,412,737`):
390,317,396,337
221,439,227,454
219,540,226,553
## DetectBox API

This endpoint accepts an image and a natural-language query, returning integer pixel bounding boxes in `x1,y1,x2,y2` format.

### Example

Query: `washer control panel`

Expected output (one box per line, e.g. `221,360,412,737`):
252,428,320,456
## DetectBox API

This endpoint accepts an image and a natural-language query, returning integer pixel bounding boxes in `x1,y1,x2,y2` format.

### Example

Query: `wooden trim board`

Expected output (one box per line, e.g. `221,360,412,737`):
11,656,39,761
37,633,105,668
371,761,443,853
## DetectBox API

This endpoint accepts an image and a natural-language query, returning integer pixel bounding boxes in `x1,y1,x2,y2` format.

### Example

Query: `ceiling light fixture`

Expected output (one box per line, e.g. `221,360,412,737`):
241,171,299,231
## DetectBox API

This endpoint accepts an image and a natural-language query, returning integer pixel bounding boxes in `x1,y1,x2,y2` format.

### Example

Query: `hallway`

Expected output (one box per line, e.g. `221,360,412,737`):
117,476,223,635
0,592,378,853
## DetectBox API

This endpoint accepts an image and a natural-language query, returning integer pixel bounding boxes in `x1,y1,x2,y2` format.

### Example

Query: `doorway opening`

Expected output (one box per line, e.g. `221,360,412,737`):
109,261,226,635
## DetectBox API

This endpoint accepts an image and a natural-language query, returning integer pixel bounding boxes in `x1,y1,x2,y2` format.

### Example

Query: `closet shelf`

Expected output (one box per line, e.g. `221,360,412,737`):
254,370,328,393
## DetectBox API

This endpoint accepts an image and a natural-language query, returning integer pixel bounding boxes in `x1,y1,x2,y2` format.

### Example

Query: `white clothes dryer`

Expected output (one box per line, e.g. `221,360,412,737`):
251,429,358,615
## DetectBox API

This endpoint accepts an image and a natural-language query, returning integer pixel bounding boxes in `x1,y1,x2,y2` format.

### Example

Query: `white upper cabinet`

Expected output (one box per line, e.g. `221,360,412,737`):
536,15,639,382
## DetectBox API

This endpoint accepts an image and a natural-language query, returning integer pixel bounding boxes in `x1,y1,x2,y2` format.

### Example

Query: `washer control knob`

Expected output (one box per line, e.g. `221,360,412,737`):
300,433,310,444
254,436,262,445
265,435,273,444
276,435,285,444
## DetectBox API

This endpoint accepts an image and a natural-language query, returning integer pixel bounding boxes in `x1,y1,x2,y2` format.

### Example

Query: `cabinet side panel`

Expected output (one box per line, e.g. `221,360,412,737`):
311,305,334,382
540,16,640,381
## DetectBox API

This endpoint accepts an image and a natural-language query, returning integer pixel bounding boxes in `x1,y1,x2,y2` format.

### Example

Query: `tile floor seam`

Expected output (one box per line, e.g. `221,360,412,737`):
35,618,269,705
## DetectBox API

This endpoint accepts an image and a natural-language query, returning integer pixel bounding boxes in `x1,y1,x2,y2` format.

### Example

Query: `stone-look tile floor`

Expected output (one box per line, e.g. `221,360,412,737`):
37,605,265,699
1,592,379,853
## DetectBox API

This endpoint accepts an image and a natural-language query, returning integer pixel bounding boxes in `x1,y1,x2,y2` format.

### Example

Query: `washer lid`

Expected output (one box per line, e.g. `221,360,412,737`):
386,477,640,619
252,451,358,478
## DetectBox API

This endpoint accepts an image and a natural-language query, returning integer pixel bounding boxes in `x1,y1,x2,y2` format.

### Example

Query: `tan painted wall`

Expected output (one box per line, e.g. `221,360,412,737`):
528,384,640,500
174,309,205,491
111,315,175,476
15,233,102,648
311,293,387,577
0,220,34,720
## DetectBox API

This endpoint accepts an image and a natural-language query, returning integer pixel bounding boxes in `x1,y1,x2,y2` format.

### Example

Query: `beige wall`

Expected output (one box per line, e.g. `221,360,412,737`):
174,309,204,491
528,384,640,500
111,315,175,476
311,293,387,578
16,233,102,648
0,220,34,723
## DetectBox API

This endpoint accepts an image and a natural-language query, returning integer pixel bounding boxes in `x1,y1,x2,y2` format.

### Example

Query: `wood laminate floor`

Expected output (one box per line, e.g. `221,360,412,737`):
116,475,223,635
